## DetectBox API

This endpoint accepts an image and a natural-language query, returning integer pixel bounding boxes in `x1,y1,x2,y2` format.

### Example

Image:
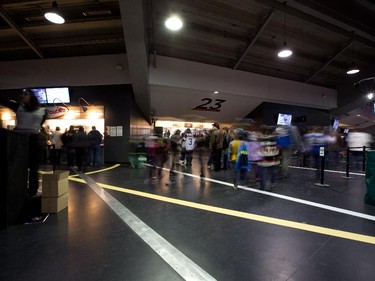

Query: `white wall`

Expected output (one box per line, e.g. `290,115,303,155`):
150,56,337,109
0,54,131,89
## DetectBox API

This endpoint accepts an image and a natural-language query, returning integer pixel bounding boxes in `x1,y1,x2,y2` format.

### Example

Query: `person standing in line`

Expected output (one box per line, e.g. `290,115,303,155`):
61,125,76,167
167,130,181,184
51,126,63,164
88,126,103,167
229,129,246,187
72,126,89,171
210,123,224,171
195,131,207,180
183,129,196,167
0,89,46,197
222,127,231,170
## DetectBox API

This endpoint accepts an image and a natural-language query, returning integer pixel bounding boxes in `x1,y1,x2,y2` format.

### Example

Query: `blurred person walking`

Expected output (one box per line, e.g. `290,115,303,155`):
346,130,374,170
258,126,280,190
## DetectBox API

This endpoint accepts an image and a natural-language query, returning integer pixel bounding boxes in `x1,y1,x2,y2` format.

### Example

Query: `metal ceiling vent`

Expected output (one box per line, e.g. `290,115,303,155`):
82,9,112,17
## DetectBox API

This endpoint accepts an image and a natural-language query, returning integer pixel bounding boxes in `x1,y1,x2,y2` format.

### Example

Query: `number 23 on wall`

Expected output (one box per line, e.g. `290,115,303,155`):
192,98,226,112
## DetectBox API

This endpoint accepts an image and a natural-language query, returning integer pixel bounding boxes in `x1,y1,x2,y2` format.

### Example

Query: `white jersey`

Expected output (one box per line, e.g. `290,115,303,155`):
184,134,196,151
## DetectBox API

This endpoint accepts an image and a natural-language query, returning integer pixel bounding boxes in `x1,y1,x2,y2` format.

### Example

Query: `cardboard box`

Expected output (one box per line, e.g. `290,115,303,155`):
42,192,68,213
42,170,69,198
42,170,69,182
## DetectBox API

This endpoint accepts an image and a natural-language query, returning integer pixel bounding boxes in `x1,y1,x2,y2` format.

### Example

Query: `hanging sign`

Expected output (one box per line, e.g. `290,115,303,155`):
45,106,69,119
192,98,226,112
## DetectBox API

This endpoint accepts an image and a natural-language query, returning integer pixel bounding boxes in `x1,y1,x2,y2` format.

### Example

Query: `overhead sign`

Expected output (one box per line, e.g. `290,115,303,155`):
192,98,226,112
45,106,69,119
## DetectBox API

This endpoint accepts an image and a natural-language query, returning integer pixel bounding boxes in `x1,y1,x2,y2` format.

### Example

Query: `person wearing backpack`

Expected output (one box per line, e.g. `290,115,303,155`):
233,139,250,188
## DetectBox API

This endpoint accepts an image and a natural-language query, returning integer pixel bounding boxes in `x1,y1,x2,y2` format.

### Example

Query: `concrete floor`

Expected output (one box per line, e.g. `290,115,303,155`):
1,161,375,281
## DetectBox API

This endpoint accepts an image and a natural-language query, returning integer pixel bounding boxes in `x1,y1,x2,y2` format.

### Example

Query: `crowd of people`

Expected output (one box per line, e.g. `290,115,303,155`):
41,125,104,171
143,122,374,189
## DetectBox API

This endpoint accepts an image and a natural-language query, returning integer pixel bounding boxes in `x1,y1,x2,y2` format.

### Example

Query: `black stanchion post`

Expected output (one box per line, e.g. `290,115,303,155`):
363,146,366,172
342,147,353,179
315,147,330,187
320,152,325,185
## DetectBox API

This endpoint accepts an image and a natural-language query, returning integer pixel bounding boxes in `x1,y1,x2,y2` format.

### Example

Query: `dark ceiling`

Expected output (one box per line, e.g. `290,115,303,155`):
0,0,374,89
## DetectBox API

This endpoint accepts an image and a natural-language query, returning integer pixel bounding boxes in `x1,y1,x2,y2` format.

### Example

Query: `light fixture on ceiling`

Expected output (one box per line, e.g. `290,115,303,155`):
277,5,292,58
367,93,374,100
78,98,92,112
165,15,183,31
213,91,219,94
44,1,65,24
346,62,360,74
278,42,293,58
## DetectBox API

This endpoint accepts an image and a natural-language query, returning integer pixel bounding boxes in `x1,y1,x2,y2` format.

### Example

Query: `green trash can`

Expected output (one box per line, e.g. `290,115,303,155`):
129,153,147,168
365,151,375,205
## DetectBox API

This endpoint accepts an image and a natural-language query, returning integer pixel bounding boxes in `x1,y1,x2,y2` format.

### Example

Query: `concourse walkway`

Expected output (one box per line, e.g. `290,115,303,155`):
1,160,375,281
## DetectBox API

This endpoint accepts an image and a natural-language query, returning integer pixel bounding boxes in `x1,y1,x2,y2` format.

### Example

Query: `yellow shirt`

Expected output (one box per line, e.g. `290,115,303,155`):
230,140,241,161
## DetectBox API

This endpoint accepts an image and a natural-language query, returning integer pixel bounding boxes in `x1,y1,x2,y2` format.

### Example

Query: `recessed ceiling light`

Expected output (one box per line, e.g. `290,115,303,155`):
165,15,183,31
213,91,219,94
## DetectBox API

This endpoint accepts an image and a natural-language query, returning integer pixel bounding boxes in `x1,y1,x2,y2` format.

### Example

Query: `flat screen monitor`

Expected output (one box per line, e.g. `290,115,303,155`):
30,88,47,104
46,87,70,104
277,113,292,126
332,119,340,130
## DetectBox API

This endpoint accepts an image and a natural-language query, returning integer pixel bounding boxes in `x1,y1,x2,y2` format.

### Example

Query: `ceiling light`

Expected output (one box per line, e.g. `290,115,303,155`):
165,15,183,31
213,91,219,94
44,1,65,24
278,42,293,58
346,63,360,75
357,114,361,117
367,93,374,100
277,5,292,58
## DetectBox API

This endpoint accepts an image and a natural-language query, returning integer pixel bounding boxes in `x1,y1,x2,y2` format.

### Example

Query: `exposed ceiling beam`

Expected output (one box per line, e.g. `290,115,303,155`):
0,7,44,59
241,0,375,48
305,40,353,84
233,10,274,70
119,0,151,122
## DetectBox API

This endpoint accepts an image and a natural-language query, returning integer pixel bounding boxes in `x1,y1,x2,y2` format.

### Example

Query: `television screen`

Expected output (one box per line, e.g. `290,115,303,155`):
277,113,292,125
46,87,70,104
332,119,339,130
30,88,47,104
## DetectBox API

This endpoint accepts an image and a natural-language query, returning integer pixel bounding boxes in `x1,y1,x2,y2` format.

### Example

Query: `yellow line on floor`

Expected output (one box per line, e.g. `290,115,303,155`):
69,164,122,177
68,177,375,245
39,164,121,177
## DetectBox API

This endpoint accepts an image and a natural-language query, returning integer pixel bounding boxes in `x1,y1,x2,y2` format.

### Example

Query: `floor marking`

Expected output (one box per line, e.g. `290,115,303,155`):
40,164,121,177
289,165,365,176
73,171,216,281
69,176,375,245
145,164,375,222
